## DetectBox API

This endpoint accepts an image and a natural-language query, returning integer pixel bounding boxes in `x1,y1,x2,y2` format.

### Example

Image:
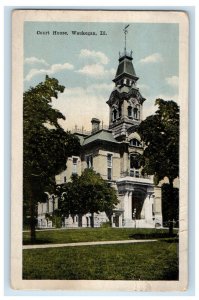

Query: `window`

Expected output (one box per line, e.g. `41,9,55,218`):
64,176,67,183
72,157,78,174
128,106,132,118
86,155,93,169
130,138,141,147
130,154,140,178
107,154,112,180
118,105,122,118
133,107,138,119
112,108,117,121
130,154,140,169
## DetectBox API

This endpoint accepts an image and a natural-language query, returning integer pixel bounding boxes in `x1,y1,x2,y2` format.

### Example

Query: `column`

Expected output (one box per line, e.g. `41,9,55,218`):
144,193,153,222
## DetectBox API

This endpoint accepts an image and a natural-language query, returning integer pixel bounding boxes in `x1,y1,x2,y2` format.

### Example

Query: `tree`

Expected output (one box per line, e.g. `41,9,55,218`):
137,98,179,235
23,75,81,242
57,169,119,227
162,184,179,228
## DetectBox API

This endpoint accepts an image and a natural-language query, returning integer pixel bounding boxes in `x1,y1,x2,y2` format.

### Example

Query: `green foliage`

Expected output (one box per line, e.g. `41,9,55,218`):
23,75,81,241
57,169,119,226
137,99,179,235
137,98,179,183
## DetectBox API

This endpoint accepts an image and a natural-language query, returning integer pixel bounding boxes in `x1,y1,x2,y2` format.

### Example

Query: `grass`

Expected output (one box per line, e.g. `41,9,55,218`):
23,240,179,280
23,227,178,245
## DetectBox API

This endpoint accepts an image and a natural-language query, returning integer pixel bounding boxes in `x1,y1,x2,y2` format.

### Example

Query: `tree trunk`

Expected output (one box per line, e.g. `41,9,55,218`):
168,178,174,236
30,191,36,244
91,212,94,228
78,214,82,227
26,178,38,244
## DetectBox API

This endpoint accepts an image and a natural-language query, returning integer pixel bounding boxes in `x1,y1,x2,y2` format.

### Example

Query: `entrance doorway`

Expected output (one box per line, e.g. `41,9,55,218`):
132,190,146,219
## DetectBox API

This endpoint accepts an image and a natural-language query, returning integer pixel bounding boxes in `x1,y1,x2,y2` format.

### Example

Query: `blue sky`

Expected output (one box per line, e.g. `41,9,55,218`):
24,22,179,131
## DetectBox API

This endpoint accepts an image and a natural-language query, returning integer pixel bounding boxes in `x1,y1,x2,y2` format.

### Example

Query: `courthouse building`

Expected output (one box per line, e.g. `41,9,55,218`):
38,45,163,229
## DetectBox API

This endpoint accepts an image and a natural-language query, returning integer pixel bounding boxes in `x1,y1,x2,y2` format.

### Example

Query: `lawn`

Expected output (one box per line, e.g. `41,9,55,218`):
23,240,179,280
23,227,177,245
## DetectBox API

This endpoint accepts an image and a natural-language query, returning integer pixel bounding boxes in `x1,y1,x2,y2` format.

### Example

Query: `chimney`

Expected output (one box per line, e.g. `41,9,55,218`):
91,118,100,134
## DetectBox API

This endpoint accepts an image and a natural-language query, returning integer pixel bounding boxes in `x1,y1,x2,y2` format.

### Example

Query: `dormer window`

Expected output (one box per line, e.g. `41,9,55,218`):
130,138,141,147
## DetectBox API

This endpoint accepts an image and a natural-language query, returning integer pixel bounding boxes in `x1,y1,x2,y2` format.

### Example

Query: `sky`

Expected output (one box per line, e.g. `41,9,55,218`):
24,22,179,131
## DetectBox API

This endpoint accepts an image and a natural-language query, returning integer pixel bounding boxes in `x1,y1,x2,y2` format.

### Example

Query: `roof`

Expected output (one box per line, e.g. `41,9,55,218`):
114,55,137,81
83,129,119,146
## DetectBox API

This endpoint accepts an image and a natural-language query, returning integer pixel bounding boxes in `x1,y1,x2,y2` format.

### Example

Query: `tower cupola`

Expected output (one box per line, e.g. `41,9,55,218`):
113,51,139,88
106,25,146,141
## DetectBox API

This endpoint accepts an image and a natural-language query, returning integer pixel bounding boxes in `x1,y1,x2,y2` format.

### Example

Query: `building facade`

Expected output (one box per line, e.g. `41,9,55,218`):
38,47,163,229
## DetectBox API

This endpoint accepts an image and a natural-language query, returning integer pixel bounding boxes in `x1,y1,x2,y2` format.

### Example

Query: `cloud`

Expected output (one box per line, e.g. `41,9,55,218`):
139,53,163,64
76,64,115,78
24,62,74,81
51,85,110,131
165,75,179,88
88,83,114,92
24,57,49,66
79,49,109,65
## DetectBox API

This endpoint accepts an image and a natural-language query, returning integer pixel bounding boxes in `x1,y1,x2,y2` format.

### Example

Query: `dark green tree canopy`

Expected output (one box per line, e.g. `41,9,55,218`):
24,75,80,183
57,169,119,225
137,99,179,235
23,75,81,240
137,98,179,185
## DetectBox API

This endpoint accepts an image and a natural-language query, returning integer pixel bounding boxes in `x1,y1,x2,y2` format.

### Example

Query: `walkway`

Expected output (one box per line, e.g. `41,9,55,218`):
23,239,157,250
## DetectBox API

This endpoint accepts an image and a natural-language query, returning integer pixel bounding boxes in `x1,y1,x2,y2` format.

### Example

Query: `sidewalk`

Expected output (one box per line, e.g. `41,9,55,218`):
23,239,157,250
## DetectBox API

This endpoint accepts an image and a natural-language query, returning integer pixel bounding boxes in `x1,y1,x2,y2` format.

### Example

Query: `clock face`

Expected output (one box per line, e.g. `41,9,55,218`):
128,98,137,105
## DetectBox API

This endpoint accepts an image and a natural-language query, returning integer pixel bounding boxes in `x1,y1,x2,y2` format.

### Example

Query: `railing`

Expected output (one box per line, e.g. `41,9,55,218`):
119,50,133,58
71,127,91,135
120,170,151,179
71,124,110,135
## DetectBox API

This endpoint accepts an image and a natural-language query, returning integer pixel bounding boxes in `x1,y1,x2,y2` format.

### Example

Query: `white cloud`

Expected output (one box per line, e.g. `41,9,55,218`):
51,86,110,131
76,64,115,78
88,83,114,92
79,49,109,65
165,75,179,88
24,62,74,81
24,57,49,66
139,53,163,64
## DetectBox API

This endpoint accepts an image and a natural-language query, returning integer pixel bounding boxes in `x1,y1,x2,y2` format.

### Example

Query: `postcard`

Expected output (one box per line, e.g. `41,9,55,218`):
11,10,188,291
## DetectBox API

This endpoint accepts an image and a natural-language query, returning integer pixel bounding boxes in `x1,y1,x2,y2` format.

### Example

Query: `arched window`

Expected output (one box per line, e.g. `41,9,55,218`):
112,108,117,121
130,138,141,147
133,107,138,119
128,106,132,118
118,105,122,118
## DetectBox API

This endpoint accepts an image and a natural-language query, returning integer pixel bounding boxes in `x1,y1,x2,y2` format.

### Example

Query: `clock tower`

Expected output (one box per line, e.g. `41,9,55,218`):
107,26,146,141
